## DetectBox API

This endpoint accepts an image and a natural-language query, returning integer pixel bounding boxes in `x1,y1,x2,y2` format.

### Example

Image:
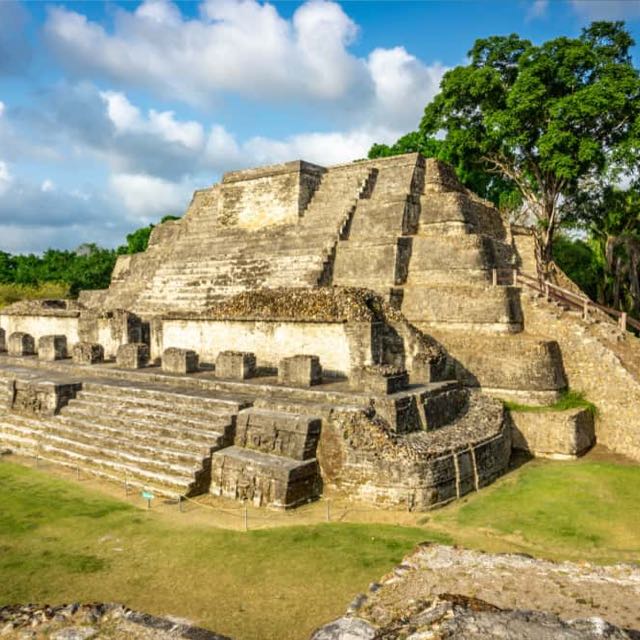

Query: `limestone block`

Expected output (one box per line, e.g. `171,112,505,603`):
0,327,5,352
37,335,68,361
210,446,320,509
353,365,409,395
510,408,595,459
278,355,322,387
216,350,256,380
11,379,81,416
116,343,150,369
8,332,35,356
162,347,199,374
72,342,104,365
235,408,321,460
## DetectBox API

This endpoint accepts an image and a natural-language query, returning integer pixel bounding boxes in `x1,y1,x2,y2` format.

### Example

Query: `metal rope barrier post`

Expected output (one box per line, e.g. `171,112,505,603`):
492,268,498,286
512,268,518,286
583,299,589,321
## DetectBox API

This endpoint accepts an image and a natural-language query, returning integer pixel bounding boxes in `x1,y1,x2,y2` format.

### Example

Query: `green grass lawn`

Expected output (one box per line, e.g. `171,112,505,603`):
0,461,435,640
1,455,639,639
429,457,640,564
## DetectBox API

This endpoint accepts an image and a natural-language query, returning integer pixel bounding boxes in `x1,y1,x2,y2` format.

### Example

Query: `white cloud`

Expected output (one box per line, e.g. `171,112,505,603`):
570,1,640,20
0,161,12,195
367,47,446,131
109,172,196,219
0,101,5,118
101,91,205,150
45,0,444,131
41,179,55,192
526,0,549,20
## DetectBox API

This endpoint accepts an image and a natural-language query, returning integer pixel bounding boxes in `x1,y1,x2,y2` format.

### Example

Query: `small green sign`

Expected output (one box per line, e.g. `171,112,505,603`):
141,490,154,501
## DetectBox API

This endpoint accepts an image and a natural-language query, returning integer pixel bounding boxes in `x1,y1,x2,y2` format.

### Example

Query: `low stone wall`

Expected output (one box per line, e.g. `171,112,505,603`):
426,329,567,404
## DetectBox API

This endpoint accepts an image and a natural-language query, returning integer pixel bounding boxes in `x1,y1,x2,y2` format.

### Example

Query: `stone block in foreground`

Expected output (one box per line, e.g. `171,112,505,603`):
278,354,322,387
37,335,68,361
72,342,104,365
210,446,320,508
215,350,256,380
510,407,595,459
116,343,150,369
162,347,199,374
8,332,35,357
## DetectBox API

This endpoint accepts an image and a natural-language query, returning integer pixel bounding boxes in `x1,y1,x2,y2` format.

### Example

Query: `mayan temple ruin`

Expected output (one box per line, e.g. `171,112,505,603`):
1,153,639,509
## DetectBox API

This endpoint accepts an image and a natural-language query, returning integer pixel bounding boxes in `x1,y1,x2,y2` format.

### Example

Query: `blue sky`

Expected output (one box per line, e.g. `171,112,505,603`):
1,0,639,253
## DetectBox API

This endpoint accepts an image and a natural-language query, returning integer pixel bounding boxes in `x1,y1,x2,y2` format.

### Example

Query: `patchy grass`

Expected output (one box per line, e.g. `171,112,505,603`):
0,282,70,309
504,390,597,415
2,454,639,638
429,457,640,564
0,461,436,640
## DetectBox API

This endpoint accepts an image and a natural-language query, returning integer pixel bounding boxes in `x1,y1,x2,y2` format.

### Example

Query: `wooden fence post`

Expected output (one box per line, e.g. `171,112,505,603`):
619,312,627,332
582,299,589,320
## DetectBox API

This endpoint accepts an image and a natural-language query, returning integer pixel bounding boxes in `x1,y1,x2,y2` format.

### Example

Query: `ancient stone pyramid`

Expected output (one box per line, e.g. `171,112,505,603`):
1,153,638,509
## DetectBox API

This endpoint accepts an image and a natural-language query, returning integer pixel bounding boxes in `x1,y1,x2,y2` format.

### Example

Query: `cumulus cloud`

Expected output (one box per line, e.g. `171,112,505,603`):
570,1,640,20
109,172,197,220
44,0,367,105
44,0,443,130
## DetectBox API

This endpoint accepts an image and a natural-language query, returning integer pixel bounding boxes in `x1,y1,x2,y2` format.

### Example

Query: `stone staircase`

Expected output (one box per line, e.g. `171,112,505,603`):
132,166,376,315
0,377,245,497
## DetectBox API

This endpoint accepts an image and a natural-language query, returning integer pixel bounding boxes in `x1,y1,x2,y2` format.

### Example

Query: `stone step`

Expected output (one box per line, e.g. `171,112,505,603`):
18,422,201,477
40,419,215,468
0,418,196,495
81,381,251,413
60,402,230,443
66,392,234,429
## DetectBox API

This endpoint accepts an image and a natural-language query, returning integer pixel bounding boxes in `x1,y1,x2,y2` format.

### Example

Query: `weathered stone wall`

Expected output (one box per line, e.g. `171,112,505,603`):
0,314,80,346
317,394,510,510
158,318,358,375
218,160,324,229
521,291,640,460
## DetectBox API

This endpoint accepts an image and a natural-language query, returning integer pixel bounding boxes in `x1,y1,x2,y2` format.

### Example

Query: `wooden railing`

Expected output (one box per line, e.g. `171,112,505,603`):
492,267,640,333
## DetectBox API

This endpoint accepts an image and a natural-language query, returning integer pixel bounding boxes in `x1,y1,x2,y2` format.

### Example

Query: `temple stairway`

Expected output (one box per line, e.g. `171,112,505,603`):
331,155,567,404
131,165,376,315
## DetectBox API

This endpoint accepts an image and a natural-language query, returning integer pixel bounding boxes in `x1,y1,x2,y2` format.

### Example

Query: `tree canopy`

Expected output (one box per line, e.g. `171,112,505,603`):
419,21,640,261
0,215,181,297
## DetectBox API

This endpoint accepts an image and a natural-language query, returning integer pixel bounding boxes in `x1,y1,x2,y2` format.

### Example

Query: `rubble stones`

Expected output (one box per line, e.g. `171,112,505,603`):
312,595,633,639
0,603,231,640
7,333,35,357
116,343,150,369
71,342,104,365
215,351,256,380
162,348,199,375
278,355,322,387
37,335,68,362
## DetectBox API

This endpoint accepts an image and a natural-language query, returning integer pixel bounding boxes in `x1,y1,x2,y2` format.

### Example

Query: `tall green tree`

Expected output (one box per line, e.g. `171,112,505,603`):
419,22,640,263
